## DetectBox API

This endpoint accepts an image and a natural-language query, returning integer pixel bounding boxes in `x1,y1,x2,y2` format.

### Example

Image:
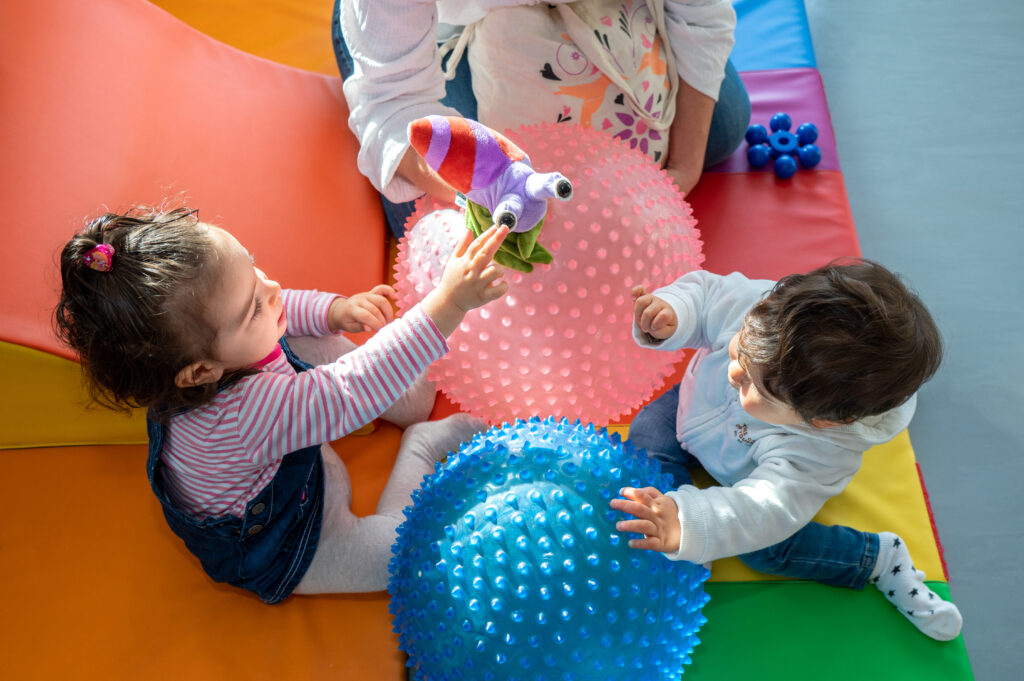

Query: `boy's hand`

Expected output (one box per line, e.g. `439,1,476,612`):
422,223,510,336
610,486,681,554
631,285,678,340
328,284,396,333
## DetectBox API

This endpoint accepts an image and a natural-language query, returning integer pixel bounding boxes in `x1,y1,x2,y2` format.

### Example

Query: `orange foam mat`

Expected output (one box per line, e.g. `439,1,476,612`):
1,429,408,681
0,0,386,360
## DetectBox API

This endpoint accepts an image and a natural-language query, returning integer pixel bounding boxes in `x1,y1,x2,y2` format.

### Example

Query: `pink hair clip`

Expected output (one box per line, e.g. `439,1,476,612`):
83,243,115,272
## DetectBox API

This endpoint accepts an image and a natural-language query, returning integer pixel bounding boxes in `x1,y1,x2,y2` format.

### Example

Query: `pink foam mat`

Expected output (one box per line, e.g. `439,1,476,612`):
708,67,839,174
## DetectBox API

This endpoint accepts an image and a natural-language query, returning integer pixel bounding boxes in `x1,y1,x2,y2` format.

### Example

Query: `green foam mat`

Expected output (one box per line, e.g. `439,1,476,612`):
688,581,973,680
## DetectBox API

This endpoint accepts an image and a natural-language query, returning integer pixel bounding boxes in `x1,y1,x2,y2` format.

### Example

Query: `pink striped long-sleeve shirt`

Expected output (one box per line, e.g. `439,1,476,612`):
160,289,447,518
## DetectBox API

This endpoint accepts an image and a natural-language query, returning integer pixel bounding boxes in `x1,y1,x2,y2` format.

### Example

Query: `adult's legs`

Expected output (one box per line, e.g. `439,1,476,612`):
331,1,478,238
703,59,751,168
294,413,485,593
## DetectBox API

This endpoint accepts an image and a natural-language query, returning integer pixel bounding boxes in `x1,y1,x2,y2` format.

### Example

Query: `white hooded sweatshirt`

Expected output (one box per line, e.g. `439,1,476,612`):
633,270,916,564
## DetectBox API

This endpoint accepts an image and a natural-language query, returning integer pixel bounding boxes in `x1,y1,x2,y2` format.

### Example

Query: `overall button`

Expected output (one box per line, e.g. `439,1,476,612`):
250,502,266,515
248,524,264,536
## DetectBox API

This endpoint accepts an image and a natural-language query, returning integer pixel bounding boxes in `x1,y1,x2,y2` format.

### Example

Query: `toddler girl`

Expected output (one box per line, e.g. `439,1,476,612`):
55,206,509,603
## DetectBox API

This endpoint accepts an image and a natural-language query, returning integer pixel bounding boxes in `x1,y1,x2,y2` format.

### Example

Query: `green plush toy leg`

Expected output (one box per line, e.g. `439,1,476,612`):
464,201,552,273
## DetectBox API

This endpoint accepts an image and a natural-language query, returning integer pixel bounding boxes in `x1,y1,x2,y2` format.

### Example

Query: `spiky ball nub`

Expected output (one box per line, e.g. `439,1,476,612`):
388,417,710,681
394,123,704,426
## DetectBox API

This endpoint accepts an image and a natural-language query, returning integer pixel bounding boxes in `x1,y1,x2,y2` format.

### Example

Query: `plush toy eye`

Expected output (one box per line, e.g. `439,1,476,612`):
497,211,518,230
555,179,573,200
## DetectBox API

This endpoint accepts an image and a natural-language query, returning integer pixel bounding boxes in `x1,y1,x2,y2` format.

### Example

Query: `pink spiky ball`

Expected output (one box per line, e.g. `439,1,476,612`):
394,123,703,425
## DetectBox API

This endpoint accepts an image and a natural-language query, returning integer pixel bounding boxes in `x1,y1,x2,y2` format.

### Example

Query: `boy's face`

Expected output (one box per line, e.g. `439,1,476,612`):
727,332,805,426
204,226,287,369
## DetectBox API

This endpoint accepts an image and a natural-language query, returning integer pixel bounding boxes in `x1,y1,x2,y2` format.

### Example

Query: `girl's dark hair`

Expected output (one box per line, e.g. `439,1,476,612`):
54,206,238,415
738,258,942,424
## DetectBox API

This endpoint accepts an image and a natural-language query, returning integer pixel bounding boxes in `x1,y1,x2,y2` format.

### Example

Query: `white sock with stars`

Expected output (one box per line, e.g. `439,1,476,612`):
869,532,963,641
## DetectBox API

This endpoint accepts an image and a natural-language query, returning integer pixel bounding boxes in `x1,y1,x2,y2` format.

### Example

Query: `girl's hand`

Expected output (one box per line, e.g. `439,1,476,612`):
610,486,682,553
328,284,397,333
631,285,678,340
422,223,509,336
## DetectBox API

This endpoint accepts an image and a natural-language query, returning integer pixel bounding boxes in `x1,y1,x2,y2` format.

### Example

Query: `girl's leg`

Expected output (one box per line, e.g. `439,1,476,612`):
628,384,698,488
331,0,477,238
738,525,962,640
286,335,437,428
294,414,486,593
704,59,751,168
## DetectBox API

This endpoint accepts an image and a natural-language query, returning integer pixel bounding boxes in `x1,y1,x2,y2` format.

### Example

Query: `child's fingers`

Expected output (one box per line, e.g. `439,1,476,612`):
609,496,654,520
351,304,386,331
468,223,509,263
627,536,665,551
615,518,658,537
631,285,646,301
452,227,474,259
622,486,663,502
633,296,654,328
650,309,674,334
481,280,509,303
369,295,396,323
480,263,505,283
370,284,397,301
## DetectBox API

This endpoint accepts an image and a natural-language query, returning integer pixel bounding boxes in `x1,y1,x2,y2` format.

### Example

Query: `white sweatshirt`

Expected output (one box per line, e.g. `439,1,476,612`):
338,0,737,202
633,271,917,564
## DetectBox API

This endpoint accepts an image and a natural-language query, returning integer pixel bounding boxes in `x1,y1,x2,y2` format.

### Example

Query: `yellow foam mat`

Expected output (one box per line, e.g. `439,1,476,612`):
0,341,146,449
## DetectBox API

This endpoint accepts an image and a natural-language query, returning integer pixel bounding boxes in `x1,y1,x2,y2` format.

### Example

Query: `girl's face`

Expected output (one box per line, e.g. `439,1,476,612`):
726,332,804,426
205,226,286,369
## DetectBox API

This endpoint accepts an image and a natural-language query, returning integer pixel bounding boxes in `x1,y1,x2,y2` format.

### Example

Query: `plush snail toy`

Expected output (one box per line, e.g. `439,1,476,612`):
408,115,573,272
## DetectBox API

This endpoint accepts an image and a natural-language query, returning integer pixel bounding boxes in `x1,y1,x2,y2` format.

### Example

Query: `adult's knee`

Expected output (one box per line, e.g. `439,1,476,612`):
704,60,751,168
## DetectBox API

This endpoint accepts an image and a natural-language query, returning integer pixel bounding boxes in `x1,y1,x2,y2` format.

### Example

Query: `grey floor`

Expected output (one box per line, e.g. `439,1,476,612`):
804,2,1024,679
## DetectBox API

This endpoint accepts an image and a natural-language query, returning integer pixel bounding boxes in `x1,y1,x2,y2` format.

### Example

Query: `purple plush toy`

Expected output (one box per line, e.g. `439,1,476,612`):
408,115,573,234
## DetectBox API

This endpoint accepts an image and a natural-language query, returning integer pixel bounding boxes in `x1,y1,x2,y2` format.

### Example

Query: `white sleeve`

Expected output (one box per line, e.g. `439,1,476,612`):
664,437,863,563
662,0,737,101
632,270,772,352
338,0,463,202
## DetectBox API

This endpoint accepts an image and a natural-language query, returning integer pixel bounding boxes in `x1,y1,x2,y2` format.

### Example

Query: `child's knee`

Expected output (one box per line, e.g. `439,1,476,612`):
402,413,487,463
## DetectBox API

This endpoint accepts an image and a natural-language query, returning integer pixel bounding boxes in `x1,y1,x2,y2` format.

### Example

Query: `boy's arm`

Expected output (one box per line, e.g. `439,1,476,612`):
632,271,773,351
662,440,862,563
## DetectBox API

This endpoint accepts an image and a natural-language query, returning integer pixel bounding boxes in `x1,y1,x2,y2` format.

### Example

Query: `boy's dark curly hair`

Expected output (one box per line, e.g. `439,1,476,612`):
54,206,238,416
738,258,942,424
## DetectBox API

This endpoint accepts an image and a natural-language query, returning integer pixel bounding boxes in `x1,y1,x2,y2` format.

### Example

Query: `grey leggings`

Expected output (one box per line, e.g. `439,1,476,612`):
285,335,486,593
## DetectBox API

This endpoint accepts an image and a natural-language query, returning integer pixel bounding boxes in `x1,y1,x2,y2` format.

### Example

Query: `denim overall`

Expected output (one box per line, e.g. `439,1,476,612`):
146,338,324,604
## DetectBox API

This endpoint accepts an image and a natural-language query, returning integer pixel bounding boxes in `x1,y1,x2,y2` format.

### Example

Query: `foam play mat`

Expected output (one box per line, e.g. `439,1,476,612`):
0,0,972,679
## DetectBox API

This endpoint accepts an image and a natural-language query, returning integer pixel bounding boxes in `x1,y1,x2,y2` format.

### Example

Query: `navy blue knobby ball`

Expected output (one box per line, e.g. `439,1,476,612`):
388,417,710,681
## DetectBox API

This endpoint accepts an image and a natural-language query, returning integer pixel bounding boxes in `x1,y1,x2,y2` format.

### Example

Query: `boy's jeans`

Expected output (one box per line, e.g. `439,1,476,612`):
630,384,880,590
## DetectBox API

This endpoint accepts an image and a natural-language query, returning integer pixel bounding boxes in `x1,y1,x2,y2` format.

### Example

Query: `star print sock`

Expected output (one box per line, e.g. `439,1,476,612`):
868,532,963,641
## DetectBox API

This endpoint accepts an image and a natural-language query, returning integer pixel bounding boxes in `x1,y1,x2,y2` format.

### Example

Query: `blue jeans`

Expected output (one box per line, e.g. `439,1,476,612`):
331,1,750,238
146,338,324,604
630,385,879,589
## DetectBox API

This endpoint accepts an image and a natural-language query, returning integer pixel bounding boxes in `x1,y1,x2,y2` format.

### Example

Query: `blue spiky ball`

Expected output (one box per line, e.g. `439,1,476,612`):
388,417,710,681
